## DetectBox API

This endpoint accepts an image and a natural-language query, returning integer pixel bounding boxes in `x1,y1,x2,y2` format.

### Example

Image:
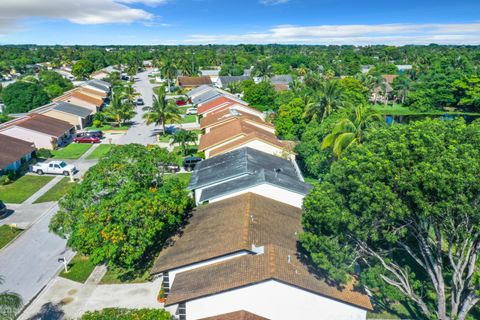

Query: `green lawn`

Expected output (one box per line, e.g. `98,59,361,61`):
86,144,114,160
367,302,413,319
85,124,130,131
100,267,150,284
0,225,23,250
60,254,96,283
178,106,189,114
166,172,192,186
0,175,54,203
52,143,92,160
157,134,173,143
33,178,76,203
179,115,197,124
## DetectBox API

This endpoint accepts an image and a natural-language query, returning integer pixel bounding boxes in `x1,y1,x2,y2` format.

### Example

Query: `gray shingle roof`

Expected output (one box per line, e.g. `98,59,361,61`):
192,90,223,105
218,76,250,88
186,85,214,98
270,75,293,85
188,147,311,201
53,102,92,118
91,79,111,88
86,80,109,92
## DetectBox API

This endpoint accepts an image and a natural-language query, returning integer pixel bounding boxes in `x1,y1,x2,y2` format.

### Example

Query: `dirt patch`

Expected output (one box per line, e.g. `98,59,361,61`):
67,289,78,295
60,297,74,305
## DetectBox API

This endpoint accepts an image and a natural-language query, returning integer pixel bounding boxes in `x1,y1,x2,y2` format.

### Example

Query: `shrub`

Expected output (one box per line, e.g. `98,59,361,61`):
36,148,52,159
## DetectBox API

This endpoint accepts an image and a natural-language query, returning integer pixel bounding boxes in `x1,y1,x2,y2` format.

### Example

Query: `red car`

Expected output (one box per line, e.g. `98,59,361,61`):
74,136,101,144
176,100,187,106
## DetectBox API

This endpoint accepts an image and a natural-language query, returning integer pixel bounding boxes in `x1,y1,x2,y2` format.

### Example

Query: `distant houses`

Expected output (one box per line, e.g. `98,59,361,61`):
178,76,213,89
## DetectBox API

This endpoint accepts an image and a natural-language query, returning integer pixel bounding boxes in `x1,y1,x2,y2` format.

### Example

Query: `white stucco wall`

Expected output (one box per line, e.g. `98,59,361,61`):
199,183,304,208
174,280,367,320
0,127,54,149
167,251,248,285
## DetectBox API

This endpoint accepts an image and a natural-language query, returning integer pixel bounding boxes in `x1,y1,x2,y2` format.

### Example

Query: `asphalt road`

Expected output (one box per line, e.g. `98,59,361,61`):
0,204,74,304
117,71,158,145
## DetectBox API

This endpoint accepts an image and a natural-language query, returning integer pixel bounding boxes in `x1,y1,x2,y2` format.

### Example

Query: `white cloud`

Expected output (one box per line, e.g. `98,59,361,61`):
0,0,160,34
259,0,290,5
183,23,480,45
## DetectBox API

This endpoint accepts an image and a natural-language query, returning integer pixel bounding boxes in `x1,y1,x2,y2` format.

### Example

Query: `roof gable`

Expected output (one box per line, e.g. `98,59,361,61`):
0,134,36,169
14,114,73,137
53,102,92,118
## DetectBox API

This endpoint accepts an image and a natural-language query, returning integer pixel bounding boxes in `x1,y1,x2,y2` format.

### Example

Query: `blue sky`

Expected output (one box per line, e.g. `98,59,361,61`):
0,0,479,45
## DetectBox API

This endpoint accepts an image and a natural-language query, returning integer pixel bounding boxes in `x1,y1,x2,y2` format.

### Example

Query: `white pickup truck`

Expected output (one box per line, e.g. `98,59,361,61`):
31,161,77,176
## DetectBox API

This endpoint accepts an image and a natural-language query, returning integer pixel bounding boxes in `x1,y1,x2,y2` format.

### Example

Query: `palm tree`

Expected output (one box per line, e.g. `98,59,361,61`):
393,76,411,104
304,80,348,122
103,95,136,127
322,105,383,158
162,60,178,93
253,60,273,81
143,89,181,135
0,276,22,320
171,130,198,156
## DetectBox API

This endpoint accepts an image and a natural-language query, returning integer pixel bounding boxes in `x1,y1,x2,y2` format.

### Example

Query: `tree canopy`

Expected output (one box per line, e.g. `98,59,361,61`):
301,118,480,320
49,144,192,269
2,81,49,114
80,308,172,320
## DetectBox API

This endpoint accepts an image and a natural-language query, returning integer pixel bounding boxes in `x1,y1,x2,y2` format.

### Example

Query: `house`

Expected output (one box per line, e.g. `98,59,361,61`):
200,69,221,83
396,64,412,72
198,119,286,159
0,114,74,150
270,75,292,92
187,147,311,207
200,108,268,133
186,85,214,101
151,194,372,320
83,80,110,95
90,69,110,80
53,89,104,113
197,96,261,118
178,76,212,89
43,102,92,130
216,76,250,89
0,134,36,174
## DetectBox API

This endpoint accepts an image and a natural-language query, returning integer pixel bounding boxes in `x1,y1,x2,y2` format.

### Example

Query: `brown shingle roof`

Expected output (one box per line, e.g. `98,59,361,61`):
80,87,107,99
15,114,73,137
151,193,302,275
199,311,269,320
166,245,373,311
71,91,103,106
200,108,268,130
198,119,283,152
178,76,212,87
0,134,36,170
197,96,247,114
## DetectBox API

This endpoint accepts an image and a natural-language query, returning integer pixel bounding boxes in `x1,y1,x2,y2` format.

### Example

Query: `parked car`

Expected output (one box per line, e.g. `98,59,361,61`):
136,98,145,106
84,130,103,138
32,161,76,176
183,156,202,171
0,200,7,219
74,136,101,144
176,100,187,106
159,163,180,173
165,126,179,135
185,108,198,115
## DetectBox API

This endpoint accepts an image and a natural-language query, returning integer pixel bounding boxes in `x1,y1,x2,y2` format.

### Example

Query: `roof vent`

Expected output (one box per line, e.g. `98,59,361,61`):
250,214,254,223
251,244,265,255
230,109,240,116
288,255,291,263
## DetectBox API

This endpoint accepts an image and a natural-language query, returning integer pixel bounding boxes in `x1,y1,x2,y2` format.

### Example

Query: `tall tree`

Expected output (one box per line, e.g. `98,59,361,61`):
322,105,383,158
302,119,480,320
103,94,136,127
304,80,348,122
393,75,411,104
171,130,198,155
253,59,273,81
0,276,22,320
142,87,181,135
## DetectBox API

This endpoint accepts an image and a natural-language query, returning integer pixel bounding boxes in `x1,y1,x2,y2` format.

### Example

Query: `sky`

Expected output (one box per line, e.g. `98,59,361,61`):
0,0,479,45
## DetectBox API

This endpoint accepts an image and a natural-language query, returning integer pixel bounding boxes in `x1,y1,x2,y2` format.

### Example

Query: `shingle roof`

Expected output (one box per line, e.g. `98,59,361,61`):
200,108,267,129
15,114,73,137
192,90,223,105
91,79,111,88
178,76,212,87
81,87,107,98
166,245,373,311
0,134,36,170
85,80,109,92
199,311,269,320
270,75,292,85
188,148,310,201
71,91,103,107
218,76,250,88
151,193,302,275
198,119,282,152
197,96,248,115
186,85,214,98
53,102,92,118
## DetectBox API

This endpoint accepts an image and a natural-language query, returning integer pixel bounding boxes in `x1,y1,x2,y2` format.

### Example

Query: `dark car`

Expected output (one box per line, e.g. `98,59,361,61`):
183,157,202,171
165,126,179,135
74,136,101,144
136,98,145,106
84,130,103,138
0,200,7,218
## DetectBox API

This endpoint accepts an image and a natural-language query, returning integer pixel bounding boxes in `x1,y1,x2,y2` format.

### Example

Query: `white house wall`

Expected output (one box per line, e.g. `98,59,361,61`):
177,280,367,320
204,183,305,208
0,127,54,149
